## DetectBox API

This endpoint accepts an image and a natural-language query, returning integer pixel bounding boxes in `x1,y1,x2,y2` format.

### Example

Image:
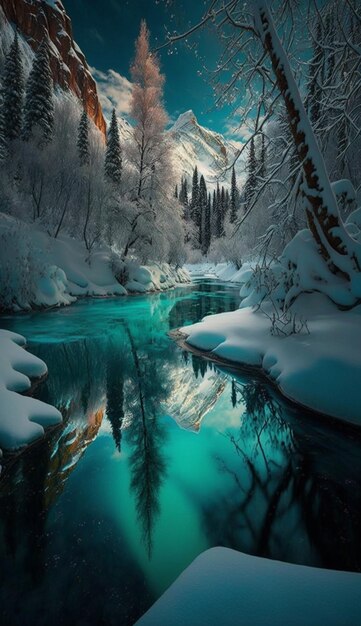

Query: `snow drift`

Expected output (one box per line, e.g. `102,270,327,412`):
0,329,62,455
136,547,361,626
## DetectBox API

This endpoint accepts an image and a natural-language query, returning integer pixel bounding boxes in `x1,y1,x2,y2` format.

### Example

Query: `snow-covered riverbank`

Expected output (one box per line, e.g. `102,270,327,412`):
0,213,190,312
185,262,247,283
136,547,361,626
0,329,62,459
179,291,361,426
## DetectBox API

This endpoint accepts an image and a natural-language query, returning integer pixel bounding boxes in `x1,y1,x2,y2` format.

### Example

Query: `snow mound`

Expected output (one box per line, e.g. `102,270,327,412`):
136,547,361,626
181,293,361,425
0,329,62,452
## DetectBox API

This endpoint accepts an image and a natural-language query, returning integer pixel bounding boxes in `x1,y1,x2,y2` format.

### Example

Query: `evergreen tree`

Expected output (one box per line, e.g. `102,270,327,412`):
174,184,178,199
199,174,207,247
230,166,239,223
105,108,122,186
225,189,230,215
77,109,90,166
243,137,257,213
215,182,222,237
0,31,24,145
23,37,54,145
218,185,226,236
211,189,217,236
190,165,199,222
203,192,211,254
179,177,189,207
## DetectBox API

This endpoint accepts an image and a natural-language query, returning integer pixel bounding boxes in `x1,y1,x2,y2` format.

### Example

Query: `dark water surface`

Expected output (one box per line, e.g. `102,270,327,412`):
0,280,361,626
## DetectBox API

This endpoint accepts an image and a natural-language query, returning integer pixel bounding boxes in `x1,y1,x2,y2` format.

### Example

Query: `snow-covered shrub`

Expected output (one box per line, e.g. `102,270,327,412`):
0,218,48,310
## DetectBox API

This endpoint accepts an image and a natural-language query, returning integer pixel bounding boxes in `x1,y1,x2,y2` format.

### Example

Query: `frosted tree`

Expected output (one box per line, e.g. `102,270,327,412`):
179,177,189,213
199,174,207,247
190,165,199,223
243,137,257,214
104,108,122,185
23,37,54,145
130,20,168,200
203,192,211,254
77,109,90,167
230,166,239,223
0,31,24,145
160,0,361,303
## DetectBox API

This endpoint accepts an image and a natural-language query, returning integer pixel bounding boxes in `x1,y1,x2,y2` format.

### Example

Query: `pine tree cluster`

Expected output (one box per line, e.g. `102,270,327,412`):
177,165,240,253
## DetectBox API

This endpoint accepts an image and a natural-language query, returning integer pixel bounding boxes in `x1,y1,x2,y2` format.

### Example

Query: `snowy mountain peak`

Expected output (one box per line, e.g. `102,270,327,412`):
171,110,198,132
169,110,240,188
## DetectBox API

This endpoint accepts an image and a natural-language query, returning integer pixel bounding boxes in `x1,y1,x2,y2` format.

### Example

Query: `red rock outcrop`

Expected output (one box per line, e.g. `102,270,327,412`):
0,0,106,136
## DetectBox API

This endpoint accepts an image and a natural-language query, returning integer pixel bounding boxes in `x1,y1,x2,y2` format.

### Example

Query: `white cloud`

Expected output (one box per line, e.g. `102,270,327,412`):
91,67,133,119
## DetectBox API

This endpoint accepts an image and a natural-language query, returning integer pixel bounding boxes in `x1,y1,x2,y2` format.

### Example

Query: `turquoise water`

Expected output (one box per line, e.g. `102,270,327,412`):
0,280,361,626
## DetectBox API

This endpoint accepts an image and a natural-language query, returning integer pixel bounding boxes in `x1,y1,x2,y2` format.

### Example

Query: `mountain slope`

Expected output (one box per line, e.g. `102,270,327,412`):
0,0,106,134
169,110,241,188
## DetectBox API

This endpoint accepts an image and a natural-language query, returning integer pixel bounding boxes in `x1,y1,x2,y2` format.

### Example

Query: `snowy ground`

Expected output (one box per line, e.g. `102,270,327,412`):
0,329,62,458
136,547,361,626
0,213,190,311
179,292,361,426
185,262,248,283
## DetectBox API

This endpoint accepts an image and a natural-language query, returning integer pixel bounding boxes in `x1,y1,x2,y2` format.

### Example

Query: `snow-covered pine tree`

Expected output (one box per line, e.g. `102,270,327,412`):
243,137,257,213
215,182,222,237
0,31,24,145
104,109,122,186
23,37,54,145
199,174,207,247
230,166,239,223
77,109,90,166
174,184,178,199
219,186,226,236
203,191,211,254
225,189,230,215
190,165,199,223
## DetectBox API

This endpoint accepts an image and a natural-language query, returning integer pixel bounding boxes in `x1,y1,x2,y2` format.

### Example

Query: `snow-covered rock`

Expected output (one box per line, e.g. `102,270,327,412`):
136,547,361,626
0,329,62,453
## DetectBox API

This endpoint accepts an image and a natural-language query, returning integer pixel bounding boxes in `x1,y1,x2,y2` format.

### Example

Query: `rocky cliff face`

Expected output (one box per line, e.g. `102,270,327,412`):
0,0,106,135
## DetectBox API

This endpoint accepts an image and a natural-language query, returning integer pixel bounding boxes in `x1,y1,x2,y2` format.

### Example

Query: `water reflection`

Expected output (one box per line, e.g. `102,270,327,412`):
0,282,361,626
204,376,361,571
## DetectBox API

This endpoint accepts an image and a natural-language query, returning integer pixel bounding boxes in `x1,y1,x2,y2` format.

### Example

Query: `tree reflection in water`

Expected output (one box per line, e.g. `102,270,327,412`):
123,323,168,557
204,377,361,571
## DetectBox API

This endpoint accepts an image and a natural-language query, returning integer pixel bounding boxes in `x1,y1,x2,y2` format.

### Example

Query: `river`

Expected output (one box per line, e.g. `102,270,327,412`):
0,280,361,626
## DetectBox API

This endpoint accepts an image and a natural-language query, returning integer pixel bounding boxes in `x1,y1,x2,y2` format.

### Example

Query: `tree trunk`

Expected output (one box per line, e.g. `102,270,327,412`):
254,1,361,278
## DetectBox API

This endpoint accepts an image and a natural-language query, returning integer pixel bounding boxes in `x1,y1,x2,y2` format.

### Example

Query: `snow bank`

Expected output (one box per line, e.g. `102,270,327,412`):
0,329,62,453
136,547,361,626
0,213,190,311
180,293,361,425
186,262,250,283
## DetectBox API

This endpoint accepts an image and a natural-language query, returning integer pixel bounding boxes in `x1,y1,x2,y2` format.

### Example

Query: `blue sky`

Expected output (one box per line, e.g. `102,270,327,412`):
62,0,236,134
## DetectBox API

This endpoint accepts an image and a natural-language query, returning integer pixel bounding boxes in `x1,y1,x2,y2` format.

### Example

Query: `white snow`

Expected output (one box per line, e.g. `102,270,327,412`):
0,213,190,311
180,292,361,425
0,329,62,453
136,547,361,626
186,262,251,284
168,111,242,188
